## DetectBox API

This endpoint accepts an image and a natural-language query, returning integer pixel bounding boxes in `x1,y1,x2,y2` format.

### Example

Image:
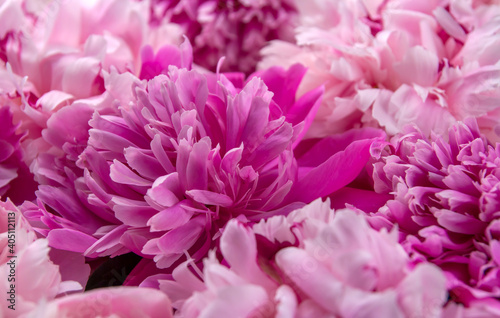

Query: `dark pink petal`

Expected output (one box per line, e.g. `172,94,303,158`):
288,132,384,203
47,229,97,254
186,189,234,207
434,209,486,235
148,201,194,232
155,217,206,255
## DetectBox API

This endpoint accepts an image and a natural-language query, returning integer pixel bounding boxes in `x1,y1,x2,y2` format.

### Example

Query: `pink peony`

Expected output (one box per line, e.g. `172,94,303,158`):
149,0,298,74
75,63,326,267
373,118,500,305
0,0,181,99
26,51,390,275
160,199,448,317
259,0,500,141
443,298,500,318
21,70,144,257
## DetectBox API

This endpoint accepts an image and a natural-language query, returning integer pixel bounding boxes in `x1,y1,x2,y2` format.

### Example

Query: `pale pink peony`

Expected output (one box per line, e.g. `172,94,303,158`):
0,0,183,175
372,118,500,305
160,199,448,317
443,298,500,318
149,0,298,74
0,200,88,317
260,0,500,141
0,0,181,98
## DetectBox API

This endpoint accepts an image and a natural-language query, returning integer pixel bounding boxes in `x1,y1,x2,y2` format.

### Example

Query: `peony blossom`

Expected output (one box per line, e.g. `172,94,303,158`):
372,118,500,305
0,0,181,99
75,62,326,268
259,0,500,141
149,0,298,74
25,46,391,275
21,70,144,258
159,199,448,317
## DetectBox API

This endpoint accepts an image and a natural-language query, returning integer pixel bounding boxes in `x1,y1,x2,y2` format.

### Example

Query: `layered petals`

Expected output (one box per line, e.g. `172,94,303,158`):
161,199,448,317
373,118,500,303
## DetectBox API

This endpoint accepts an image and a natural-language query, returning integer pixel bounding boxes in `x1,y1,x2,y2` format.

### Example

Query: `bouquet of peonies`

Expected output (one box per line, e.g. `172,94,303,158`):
1,0,500,317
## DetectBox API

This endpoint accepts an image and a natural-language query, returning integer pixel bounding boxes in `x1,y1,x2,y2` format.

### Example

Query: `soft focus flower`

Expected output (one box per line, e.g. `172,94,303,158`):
443,298,500,318
0,200,88,317
372,118,500,305
260,0,500,141
159,199,448,317
150,0,298,74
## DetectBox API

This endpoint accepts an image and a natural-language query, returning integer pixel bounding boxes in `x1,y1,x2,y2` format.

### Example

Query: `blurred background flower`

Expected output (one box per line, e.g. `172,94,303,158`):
149,0,299,74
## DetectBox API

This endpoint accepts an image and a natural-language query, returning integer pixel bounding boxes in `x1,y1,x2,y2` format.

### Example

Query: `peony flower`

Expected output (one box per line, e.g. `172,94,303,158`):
159,199,448,317
26,50,390,276
76,62,327,268
0,0,181,99
0,200,89,317
149,0,298,74
0,64,38,204
259,0,500,141
372,118,500,305
443,298,500,318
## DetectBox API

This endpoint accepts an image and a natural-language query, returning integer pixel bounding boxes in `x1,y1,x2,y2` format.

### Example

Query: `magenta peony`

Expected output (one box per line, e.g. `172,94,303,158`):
373,118,500,306
149,0,298,74
159,199,448,317
0,0,183,181
75,62,326,268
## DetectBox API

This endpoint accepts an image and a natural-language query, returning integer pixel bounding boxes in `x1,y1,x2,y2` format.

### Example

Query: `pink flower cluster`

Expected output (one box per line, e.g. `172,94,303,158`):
1,0,500,316
261,0,500,141
149,0,298,74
